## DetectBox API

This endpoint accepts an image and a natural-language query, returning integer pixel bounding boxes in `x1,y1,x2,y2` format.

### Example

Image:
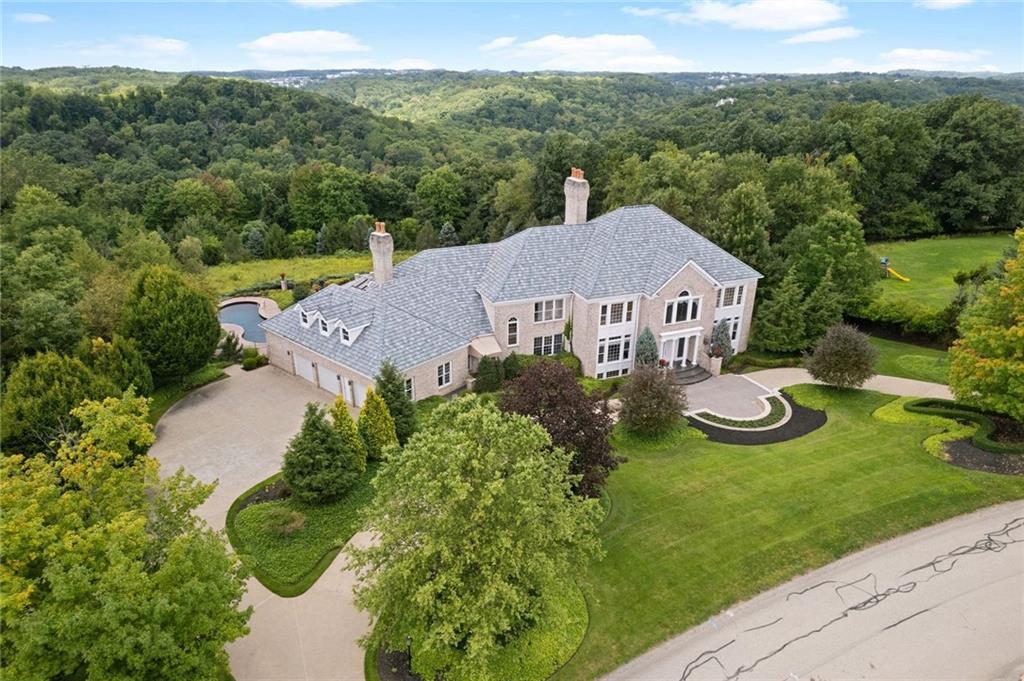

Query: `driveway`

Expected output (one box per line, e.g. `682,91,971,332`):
744,367,954,400
605,500,1024,681
686,374,775,419
149,365,369,681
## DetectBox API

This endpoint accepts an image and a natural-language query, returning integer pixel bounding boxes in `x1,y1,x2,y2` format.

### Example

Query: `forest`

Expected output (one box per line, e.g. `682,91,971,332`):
1,66,1022,369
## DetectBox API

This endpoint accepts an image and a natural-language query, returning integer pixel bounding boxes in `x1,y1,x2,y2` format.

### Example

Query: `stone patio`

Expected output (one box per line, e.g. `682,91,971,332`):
684,374,776,419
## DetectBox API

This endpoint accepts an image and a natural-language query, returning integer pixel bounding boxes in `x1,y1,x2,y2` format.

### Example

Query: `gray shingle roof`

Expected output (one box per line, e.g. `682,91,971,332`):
479,205,762,301
263,204,760,376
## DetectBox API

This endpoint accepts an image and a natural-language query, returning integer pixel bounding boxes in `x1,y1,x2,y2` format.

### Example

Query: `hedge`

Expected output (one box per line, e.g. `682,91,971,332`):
903,399,1024,455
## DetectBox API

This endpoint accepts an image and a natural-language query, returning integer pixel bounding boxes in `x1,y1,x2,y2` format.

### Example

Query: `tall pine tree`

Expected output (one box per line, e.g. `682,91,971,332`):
752,268,807,353
374,361,416,445
802,268,843,345
283,403,364,503
358,389,399,460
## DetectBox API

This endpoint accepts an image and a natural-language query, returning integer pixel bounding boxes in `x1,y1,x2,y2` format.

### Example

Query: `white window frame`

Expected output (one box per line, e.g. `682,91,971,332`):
341,327,350,342
596,334,632,367
437,361,452,388
300,310,310,326
533,298,565,323
532,333,564,356
664,291,702,325
600,300,635,327
716,285,745,309
319,318,330,335
507,317,518,346
404,377,414,400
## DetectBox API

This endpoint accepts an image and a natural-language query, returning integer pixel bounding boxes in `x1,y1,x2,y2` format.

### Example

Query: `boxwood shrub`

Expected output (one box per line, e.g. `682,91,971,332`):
903,398,1024,455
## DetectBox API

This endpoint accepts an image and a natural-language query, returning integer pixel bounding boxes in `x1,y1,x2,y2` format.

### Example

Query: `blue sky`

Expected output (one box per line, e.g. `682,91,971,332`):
3,1,1021,74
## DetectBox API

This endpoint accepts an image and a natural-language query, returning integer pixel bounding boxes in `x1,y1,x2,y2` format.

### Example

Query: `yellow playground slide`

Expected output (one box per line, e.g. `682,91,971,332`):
887,267,910,282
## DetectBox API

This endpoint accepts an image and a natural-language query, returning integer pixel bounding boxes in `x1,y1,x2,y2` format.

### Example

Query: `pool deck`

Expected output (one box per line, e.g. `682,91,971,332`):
218,296,281,349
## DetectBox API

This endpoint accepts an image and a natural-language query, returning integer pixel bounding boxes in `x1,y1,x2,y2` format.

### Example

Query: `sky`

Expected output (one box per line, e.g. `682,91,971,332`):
2,1,1021,74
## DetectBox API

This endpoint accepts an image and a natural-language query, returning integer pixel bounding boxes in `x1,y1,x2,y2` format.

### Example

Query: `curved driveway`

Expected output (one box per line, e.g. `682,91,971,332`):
605,501,1024,681
150,365,369,681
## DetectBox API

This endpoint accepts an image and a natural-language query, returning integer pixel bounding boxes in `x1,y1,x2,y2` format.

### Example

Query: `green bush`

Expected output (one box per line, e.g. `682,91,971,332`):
240,347,269,370
262,506,307,537
474,356,505,392
618,366,687,436
292,281,311,302
502,352,523,380
804,323,877,389
283,404,366,503
358,389,399,460
903,399,1024,455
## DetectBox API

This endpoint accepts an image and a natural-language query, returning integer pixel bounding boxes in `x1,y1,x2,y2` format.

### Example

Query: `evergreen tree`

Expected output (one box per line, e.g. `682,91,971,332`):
752,268,807,353
373,361,416,446
358,389,399,460
317,219,348,255
415,224,438,250
802,268,843,345
707,319,734,361
438,221,459,247
83,334,154,396
473,356,505,393
243,221,266,258
634,327,660,366
283,403,364,504
330,395,368,468
118,266,221,383
263,223,293,258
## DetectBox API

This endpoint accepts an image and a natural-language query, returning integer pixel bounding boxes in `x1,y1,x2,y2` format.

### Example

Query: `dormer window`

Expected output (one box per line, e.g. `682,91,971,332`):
341,327,350,342
319,319,329,335
300,310,309,325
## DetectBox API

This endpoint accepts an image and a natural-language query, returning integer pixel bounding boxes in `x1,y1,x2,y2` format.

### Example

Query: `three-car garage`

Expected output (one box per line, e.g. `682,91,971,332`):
289,350,366,407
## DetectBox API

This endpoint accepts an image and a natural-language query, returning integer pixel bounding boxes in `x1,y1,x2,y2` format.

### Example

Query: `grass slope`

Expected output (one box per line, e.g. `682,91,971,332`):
228,463,378,597
869,336,949,384
205,252,414,296
556,385,1024,680
868,233,1013,311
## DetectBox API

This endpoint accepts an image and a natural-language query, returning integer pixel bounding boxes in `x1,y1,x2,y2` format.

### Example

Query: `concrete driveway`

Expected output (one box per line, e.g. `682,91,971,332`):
605,500,1024,681
150,365,369,681
686,374,775,419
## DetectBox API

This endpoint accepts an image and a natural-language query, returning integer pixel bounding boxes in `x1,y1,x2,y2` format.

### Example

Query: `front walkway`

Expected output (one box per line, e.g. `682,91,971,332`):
685,374,775,419
745,367,953,400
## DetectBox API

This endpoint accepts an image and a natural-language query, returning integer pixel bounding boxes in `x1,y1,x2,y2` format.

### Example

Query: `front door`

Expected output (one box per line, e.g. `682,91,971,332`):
674,336,689,368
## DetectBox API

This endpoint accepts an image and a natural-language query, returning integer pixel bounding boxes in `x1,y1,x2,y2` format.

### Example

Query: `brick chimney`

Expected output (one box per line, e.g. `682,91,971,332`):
564,167,589,225
369,221,394,285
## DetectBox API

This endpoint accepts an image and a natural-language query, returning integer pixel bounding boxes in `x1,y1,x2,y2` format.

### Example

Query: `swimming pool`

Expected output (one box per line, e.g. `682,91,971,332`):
218,302,267,343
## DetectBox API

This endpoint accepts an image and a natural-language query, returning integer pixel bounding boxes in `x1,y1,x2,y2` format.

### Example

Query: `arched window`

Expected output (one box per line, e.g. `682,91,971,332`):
679,290,690,298
665,290,701,324
507,317,519,346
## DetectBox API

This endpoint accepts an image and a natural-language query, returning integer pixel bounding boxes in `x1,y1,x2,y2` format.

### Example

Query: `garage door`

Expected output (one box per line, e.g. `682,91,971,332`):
294,355,316,384
317,365,341,395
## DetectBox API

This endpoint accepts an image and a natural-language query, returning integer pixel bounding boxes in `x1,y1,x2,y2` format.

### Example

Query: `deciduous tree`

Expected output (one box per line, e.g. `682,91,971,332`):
618,366,687,436
804,323,877,389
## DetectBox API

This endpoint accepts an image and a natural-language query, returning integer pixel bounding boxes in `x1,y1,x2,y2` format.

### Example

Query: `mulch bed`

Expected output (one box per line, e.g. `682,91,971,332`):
689,394,827,445
945,439,1024,476
377,647,422,681
990,415,1024,445
235,477,290,514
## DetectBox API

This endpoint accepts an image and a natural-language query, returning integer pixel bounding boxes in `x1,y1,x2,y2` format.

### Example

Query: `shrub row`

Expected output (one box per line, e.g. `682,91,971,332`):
903,399,1024,455
224,273,356,299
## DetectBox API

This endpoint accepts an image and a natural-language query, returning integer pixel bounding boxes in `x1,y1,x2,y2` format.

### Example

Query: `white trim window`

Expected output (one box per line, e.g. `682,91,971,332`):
532,333,564,356
319,318,330,335
404,377,414,400
533,298,565,323
341,327,350,342
716,285,745,308
507,317,518,346
599,301,634,326
597,334,632,365
300,310,310,326
436,361,452,388
664,290,701,324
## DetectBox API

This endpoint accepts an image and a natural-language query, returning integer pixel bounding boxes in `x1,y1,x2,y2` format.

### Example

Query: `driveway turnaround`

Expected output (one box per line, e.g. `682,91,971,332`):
605,500,1024,681
149,365,369,681
686,374,774,419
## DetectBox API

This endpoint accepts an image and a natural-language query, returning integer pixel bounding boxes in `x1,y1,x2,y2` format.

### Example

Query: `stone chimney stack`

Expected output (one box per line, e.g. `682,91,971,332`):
564,167,590,225
369,221,394,285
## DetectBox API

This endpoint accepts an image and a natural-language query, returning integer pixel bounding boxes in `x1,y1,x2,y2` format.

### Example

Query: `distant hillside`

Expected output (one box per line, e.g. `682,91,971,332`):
0,65,181,94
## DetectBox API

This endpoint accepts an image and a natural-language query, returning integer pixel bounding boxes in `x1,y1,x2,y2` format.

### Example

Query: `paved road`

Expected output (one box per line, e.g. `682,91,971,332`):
150,365,369,681
744,367,954,400
605,501,1024,681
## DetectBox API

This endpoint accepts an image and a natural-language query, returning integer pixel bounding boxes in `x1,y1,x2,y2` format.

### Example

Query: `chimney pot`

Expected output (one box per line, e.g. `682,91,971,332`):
374,221,387,234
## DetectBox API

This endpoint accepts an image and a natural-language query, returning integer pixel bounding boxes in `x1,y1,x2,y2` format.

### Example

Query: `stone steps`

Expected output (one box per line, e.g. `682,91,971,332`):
673,365,712,386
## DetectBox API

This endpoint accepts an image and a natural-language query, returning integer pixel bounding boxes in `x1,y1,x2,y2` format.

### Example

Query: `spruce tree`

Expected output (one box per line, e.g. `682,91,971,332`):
752,267,807,353
358,389,399,460
634,327,659,366
283,403,364,503
373,361,416,445
330,395,368,468
802,268,843,345
707,319,734,361
438,221,460,247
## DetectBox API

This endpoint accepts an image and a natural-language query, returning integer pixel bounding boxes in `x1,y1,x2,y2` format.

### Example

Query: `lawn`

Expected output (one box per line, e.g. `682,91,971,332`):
148,362,229,424
204,251,415,295
554,384,1024,680
868,233,1013,311
227,463,379,597
869,336,949,384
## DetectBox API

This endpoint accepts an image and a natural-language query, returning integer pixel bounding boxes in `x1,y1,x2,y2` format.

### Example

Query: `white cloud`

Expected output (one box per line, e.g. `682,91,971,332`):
14,12,52,23
290,0,362,7
914,0,973,9
479,36,517,52
240,30,369,55
633,0,848,30
782,26,862,44
481,34,694,72
78,34,189,64
120,35,188,54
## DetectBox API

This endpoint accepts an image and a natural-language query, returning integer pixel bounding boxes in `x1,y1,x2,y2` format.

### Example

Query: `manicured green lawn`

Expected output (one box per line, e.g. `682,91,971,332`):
868,233,1013,311
555,385,1024,680
148,362,229,424
227,463,379,597
205,251,414,295
869,336,950,384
